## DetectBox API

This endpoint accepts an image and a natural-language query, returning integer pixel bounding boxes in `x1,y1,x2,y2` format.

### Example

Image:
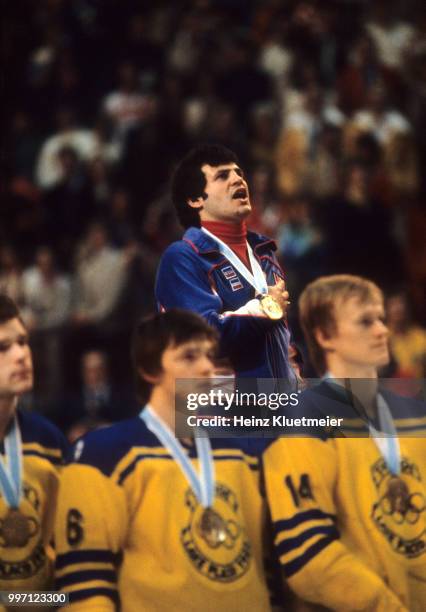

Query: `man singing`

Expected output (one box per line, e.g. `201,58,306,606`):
156,144,294,381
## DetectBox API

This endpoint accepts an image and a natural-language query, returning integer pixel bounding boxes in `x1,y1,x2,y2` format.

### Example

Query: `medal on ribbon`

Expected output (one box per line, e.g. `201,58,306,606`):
141,405,228,548
201,227,285,320
369,395,410,510
0,417,34,547
0,508,38,548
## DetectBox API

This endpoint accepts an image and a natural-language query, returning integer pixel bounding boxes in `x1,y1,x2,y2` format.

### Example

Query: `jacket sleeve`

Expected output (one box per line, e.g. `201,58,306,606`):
155,243,277,351
262,437,408,612
55,462,127,611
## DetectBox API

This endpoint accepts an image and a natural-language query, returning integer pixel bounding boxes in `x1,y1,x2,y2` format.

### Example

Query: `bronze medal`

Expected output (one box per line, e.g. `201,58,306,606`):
0,508,37,548
259,295,284,320
386,476,410,514
198,507,228,548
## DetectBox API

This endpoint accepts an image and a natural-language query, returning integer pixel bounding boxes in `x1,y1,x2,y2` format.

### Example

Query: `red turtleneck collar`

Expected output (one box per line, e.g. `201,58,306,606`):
202,220,251,269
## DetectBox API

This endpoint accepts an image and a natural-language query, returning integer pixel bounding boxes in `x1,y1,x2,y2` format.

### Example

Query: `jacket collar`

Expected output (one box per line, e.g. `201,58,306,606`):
182,226,276,256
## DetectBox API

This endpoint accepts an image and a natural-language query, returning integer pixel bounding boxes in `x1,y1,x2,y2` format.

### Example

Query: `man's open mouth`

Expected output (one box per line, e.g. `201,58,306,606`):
232,188,248,200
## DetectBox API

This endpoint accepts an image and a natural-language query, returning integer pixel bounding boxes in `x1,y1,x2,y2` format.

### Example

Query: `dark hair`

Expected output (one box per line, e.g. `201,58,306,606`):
172,144,239,228
131,309,218,403
0,294,20,325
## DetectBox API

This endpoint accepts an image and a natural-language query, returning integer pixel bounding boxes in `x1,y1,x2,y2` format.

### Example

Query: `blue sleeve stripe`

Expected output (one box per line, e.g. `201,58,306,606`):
275,525,339,557
68,587,119,605
56,569,116,589
274,509,335,533
282,534,338,578
56,549,120,570
23,450,62,465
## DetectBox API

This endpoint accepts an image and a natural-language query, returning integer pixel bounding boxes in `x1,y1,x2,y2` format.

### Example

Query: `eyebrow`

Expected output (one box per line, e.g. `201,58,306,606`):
0,332,29,344
214,165,242,178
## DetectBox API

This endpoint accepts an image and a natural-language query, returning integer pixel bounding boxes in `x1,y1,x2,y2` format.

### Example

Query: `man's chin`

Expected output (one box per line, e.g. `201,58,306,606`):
236,205,252,219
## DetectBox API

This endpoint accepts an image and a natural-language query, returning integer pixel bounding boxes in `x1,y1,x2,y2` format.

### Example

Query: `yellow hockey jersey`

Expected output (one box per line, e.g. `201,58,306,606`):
263,385,426,612
0,409,68,609
55,416,272,611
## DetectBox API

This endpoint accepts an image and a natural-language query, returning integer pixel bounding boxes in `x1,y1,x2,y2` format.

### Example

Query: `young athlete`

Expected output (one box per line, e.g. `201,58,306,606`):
0,294,68,601
55,309,272,611
263,275,426,611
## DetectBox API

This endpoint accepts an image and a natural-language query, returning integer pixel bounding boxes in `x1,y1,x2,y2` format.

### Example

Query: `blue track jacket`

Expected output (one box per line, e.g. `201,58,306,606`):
155,227,294,380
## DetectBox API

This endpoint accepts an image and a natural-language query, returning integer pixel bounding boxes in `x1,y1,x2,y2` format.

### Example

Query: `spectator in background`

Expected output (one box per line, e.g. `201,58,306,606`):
275,84,345,196
321,160,402,286
337,32,384,116
247,103,279,169
62,350,138,442
22,247,71,331
66,222,138,390
106,189,137,248
386,291,426,378
216,34,272,129
247,164,282,240
21,247,71,401
35,107,98,189
42,145,95,268
366,1,415,74
102,61,154,142
344,82,412,158
72,222,136,329
277,193,325,301
0,245,25,306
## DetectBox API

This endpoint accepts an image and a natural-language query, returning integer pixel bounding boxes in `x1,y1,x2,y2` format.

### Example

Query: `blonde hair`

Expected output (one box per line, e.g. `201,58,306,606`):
299,275,383,375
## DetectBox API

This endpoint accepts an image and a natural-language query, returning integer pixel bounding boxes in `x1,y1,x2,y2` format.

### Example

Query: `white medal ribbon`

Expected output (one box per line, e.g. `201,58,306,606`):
201,227,268,294
140,405,215,507
0,416,23,508
323,375,401,475
369,394,401,476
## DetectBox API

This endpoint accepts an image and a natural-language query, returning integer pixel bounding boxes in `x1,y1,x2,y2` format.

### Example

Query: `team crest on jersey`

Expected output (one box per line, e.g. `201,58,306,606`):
221,266,243,291
371,456,426,558
0,481,45,580
180,482,251,582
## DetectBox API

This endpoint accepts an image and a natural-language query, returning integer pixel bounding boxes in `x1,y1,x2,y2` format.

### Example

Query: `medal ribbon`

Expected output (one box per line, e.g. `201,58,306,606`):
0,416,23,508
140,405,215,508
201,227,268,294
369,394,401,476
323,375,401,475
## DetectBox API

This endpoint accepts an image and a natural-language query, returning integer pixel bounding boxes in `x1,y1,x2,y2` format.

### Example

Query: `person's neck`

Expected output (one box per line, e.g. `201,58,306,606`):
0,397,17,441
148,388,175,431
147,390,194,446
201,220,247,245
327,362,379,419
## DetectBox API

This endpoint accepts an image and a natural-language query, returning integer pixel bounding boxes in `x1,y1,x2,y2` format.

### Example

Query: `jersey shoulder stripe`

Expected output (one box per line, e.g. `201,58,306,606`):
17,408,69,465
74,418,262,480
72,418,157,476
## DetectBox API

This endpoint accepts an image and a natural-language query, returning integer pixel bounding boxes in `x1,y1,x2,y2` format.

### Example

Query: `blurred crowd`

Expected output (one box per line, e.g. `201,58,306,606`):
3,0,426,436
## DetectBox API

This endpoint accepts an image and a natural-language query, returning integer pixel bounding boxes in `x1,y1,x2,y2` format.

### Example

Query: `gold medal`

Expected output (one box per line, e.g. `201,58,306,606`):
259,294,284,320
386,476,410,514
0,508,37,548
198,507,228,549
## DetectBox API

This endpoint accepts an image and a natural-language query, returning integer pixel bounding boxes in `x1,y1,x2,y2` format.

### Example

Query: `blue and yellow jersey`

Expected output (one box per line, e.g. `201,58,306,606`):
263,386,426,612
55,416,272,612
0,408,68,603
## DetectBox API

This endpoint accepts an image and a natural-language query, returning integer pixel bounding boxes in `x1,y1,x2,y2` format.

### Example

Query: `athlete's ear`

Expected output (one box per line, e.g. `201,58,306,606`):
187,196,205,210
137,367,161,385
314,327,336,352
